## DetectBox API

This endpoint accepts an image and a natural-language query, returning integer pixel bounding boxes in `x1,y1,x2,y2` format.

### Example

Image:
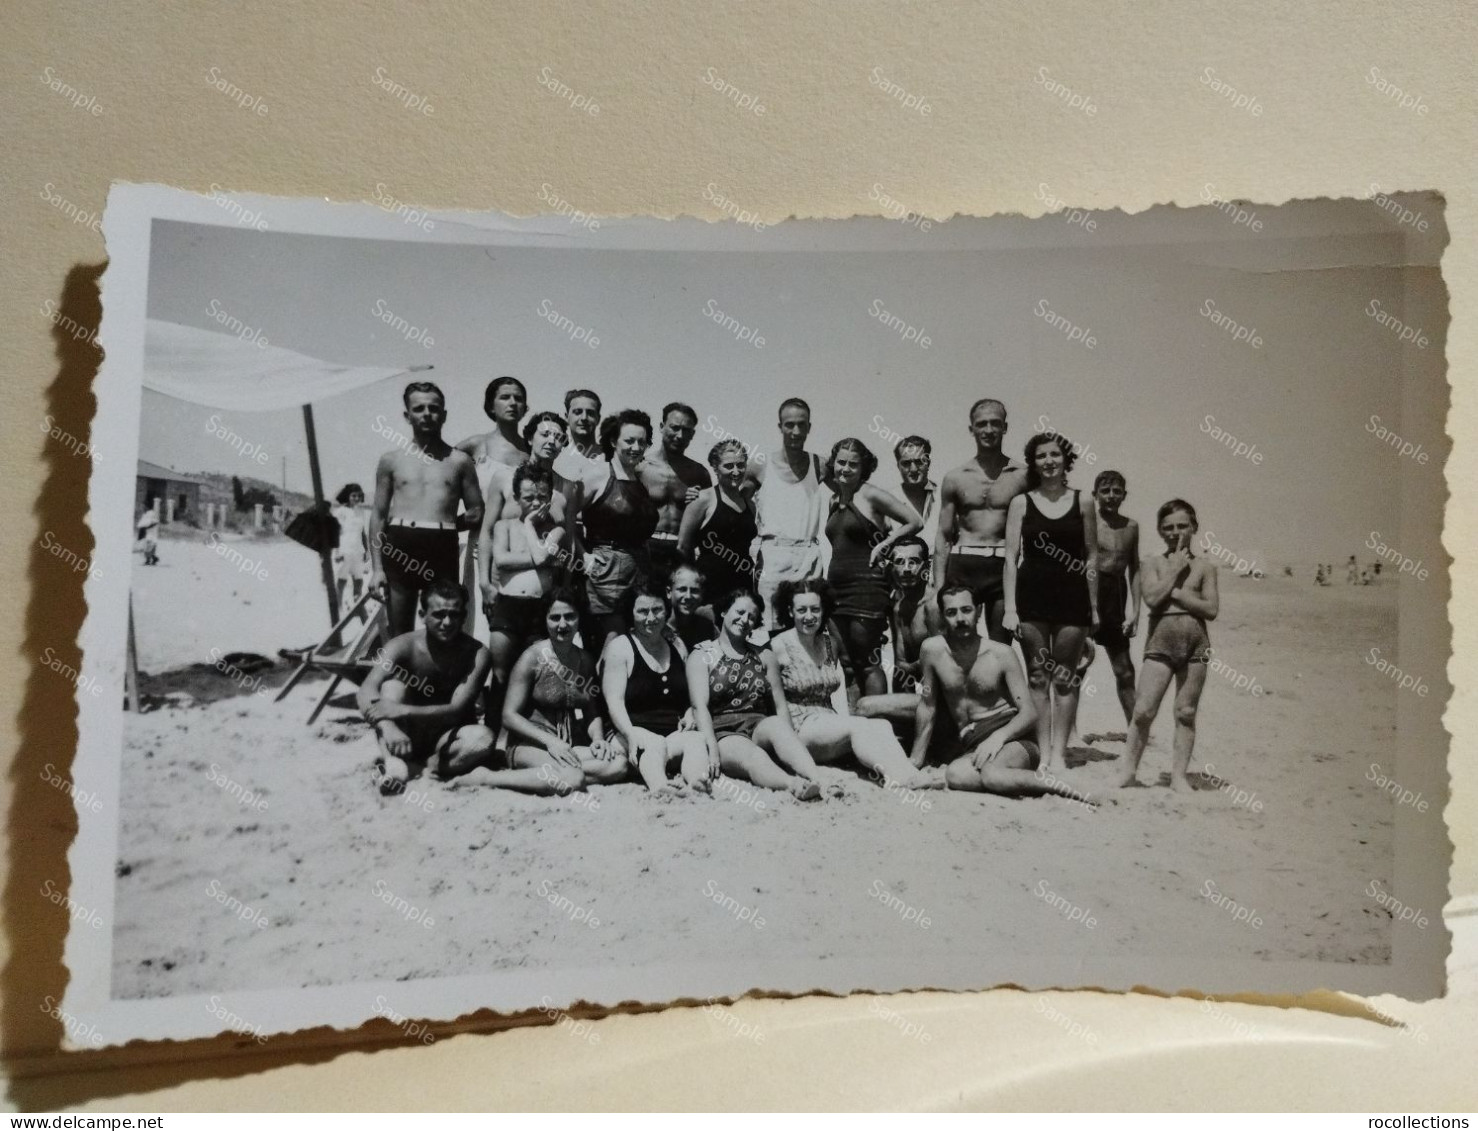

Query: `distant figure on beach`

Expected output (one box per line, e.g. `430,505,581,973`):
332,483,371,612
934,398,1028,642
1117,499,1219,790
358,579,495,795
640,402,712,585
499,590,630,793
911,586,1089,800
1347,555,1358,585
135,501,160,566
370,381,484,637
600,580,712,792
1087,469,1139,724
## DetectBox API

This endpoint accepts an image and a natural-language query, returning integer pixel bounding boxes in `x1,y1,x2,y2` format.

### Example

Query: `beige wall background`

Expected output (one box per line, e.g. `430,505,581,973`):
3,0,1473,1111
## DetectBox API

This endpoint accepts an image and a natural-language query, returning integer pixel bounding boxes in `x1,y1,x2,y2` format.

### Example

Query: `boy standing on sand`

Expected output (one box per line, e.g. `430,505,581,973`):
370,382,484,638
359,579,495,794
1088,470,1140,723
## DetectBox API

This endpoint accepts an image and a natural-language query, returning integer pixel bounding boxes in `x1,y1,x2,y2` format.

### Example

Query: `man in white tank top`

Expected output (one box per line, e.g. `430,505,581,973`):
744,398,824,629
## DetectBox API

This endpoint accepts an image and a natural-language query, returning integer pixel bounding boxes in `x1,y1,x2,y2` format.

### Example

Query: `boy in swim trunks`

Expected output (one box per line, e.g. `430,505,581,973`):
1117,499,1219,790
358,579,495,794
1088,470,1139,723
911,586,1093,800
370,382,484,638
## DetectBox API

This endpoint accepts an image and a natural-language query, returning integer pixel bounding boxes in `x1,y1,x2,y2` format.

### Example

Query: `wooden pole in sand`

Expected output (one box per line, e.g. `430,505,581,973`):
302,403,341,628
125,593,140,713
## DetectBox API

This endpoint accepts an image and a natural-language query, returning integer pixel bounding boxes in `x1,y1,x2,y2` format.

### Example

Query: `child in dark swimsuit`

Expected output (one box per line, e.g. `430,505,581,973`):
821,438,922,698
1003,432,1099,772
1117,499,1219,790
685,588,822,800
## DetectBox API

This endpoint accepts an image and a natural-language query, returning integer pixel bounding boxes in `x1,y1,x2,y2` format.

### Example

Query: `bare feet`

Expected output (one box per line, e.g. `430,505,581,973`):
1169,774,1193,791
1116,773,1139,789
789,778,822,801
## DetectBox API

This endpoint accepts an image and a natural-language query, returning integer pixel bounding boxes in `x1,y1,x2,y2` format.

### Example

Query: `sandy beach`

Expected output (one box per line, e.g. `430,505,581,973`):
112,536,1397,1000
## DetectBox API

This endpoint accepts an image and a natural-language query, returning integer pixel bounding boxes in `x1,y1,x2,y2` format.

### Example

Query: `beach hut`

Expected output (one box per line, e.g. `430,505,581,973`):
134,459,207,525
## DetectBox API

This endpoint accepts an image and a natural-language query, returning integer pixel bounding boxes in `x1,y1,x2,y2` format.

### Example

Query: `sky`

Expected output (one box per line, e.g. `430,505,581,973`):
139,202,1447,567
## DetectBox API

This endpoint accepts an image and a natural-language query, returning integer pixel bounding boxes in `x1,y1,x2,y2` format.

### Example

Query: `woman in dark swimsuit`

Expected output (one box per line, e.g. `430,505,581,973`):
492,590,628,793
678,438,759,602
600,579,713,791
573,409,660,653
822,438,921,697
1003,432,1100,772
1118,500,1219,790
685,588,822,801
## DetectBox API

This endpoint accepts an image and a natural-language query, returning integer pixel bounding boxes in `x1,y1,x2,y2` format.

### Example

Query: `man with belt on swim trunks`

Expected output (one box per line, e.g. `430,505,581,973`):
910,585,1093,801
370,381,484,638
933,398,1028,643
1088,469,1140,724
640,402,712,585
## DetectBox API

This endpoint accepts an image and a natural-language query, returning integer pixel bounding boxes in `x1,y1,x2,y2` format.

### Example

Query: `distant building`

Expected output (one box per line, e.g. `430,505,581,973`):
136,460,207,525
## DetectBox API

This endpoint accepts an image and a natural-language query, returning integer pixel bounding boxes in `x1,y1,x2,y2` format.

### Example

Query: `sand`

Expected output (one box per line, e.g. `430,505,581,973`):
112,537,1396,1000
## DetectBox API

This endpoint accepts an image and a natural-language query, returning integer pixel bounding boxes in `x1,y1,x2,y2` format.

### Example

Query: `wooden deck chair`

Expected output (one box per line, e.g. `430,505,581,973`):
274,590,386,723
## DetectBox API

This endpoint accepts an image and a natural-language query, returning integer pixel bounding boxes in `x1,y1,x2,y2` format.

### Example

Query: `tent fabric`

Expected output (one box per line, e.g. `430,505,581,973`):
142,319,412,412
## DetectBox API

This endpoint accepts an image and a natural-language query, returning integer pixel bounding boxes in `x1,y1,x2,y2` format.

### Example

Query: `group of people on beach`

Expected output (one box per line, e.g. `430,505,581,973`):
348,377,1221,804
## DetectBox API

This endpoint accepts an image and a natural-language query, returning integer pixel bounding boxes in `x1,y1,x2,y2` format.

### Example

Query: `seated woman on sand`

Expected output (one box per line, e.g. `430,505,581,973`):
495,589,630,794
600,580,714,792
685,588,823,801
769,578,943,792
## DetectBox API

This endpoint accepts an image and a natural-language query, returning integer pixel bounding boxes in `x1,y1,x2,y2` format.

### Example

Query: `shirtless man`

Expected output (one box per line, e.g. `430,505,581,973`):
745,398,826,631
640,402,712,584
370,382,484,637
553,388,603,480
911,586,1091,800
933,399,1029,643
855,536,942,741
1088,470,1140,723
358,579,495,795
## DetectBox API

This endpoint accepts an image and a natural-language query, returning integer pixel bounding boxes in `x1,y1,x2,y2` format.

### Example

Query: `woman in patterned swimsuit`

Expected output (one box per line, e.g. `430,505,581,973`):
769,578,943,791
685,588,823,801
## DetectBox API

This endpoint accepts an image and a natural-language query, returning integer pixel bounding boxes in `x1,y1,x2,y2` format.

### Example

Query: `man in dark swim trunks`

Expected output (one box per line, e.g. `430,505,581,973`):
358,579,495,794
911,586,1093,800
1087,470,1140,723
640,402,712,585
370,382,485,638
933,398,1028,643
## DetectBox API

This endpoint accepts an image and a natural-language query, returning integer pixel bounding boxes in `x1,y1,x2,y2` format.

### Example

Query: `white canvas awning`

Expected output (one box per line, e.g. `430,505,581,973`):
142,319,413,412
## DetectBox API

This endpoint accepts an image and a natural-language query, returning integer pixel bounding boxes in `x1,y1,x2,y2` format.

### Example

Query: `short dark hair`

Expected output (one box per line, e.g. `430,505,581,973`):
511,460,554,498
894,435,932,459
564,388,602,413
889,535,930,562
420,578,468,611
778,397,811,419
599,408,654,459
823,437,879,486
968,397,1007,421
335,483,364,505
483,376,527,418
713,586,764,622
935,583,975,613
1023,431,1077,488
773,577,837,630
402,380,444,409
620,577,673,623
544,586,584,617
1156,498,1199,530
1094,469,1126,492
661,402,698,425
522,410,568,445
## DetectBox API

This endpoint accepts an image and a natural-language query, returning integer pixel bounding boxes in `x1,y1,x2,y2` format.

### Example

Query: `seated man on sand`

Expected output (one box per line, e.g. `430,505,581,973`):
911,585,1093,801
358,579,496,795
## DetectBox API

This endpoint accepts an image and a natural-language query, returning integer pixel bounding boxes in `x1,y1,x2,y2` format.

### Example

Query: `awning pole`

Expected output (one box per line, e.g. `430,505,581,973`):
302,403,341,627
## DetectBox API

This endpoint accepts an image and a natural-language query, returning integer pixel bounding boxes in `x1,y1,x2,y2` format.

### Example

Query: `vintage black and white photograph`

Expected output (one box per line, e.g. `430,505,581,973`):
62,184,1448,1046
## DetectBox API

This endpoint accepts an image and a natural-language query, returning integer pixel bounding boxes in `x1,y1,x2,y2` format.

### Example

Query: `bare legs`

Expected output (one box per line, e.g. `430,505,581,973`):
1019,621,1089,771
1103,641,1137,725
717,729,821,800
944,740,1094,801
796,713,939,788
631,732,712,792
1118,659,1207,788
834,615,888,697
